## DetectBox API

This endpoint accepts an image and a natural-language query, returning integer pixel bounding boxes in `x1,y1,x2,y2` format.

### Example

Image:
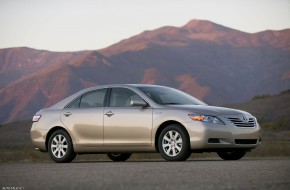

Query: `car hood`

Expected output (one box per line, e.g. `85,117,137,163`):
164,105,250,116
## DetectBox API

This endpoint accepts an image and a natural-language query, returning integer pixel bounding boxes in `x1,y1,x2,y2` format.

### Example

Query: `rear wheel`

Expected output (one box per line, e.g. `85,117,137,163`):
48,129,76,163
217,150,246,160
158,124,191,161
107,153,132,161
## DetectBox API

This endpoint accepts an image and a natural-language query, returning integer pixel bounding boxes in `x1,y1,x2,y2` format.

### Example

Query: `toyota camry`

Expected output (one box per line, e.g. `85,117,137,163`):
31,84,261,163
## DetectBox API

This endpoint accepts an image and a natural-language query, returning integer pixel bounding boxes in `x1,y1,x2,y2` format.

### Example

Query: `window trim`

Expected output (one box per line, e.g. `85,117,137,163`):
64,87,152,109
104,88,112,107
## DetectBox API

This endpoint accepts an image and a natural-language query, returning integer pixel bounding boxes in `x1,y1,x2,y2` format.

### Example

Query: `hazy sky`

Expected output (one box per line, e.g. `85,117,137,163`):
0,0,289,51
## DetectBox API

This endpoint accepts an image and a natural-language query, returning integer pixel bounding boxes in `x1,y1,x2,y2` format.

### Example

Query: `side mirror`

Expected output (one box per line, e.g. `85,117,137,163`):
130,99,147,107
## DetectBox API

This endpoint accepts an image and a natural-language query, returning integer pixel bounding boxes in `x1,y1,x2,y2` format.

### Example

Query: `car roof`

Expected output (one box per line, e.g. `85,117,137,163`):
96,84,166,88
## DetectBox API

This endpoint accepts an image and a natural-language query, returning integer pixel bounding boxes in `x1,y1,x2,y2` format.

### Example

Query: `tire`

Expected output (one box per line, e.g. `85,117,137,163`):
48,129,76,163
217,150,246,160
158,124,191,161
107,153,132,161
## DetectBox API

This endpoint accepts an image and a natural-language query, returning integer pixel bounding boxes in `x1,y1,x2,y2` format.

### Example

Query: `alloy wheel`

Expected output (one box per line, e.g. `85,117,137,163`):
51,134,68,159
162,130,183,157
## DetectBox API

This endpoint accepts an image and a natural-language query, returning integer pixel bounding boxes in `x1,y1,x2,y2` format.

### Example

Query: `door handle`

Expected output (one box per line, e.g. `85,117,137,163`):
105,111,114,117
64,112,72,117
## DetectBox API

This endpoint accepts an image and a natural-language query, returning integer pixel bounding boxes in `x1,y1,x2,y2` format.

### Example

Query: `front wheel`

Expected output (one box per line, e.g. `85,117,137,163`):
48,129,76,163
107,153,132,161
158,124,191,161
217,150,246,160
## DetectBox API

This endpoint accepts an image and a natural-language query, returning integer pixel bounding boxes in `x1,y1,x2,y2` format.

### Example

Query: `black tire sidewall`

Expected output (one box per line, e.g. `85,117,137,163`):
217,150,246,160
48,129,76,163
107,153,132,161
158,124,191,161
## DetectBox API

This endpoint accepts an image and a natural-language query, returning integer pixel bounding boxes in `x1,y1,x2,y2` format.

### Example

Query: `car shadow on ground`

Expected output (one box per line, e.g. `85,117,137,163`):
70,158,263,163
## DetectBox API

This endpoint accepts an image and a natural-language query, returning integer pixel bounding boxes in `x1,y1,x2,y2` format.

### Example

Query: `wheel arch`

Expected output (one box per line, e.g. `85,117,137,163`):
154,120,189,152
45,126,71,151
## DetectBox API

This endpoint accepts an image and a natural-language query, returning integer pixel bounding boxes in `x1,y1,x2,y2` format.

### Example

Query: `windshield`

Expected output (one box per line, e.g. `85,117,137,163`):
138,86,207,105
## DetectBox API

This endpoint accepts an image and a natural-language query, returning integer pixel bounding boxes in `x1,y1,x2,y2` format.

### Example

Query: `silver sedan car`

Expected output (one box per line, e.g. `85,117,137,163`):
31,84,261,163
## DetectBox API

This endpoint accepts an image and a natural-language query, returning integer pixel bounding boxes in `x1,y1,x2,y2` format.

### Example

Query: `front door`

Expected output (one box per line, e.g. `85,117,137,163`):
104,87,153,146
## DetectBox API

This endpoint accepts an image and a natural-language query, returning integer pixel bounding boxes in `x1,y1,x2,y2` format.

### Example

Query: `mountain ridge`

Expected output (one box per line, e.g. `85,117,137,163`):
101,20,290,56
0,19,290,124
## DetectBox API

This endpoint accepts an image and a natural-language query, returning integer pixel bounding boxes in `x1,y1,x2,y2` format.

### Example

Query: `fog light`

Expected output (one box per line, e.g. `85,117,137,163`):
208,138,220,143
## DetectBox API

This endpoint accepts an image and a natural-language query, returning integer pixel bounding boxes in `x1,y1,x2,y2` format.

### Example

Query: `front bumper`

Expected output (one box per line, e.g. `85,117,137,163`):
183,116,261,150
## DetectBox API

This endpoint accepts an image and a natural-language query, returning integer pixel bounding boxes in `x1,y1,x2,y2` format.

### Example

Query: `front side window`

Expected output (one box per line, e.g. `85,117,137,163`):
109,88,143,107
138,86,207,105
66,88,107,108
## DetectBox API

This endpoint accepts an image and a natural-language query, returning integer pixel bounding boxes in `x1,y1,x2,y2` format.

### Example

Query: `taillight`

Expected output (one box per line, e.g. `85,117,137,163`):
32,115,42,122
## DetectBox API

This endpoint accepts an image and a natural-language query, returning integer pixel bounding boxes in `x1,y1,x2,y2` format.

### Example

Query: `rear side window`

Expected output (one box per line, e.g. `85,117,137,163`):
66,96,81,108
66,88,107,108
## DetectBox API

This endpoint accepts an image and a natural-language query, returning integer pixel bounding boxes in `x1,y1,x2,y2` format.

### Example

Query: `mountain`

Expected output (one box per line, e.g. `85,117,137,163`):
101,20,290,56
99,19,290,103
0,48,92,88
0,49,112,122
0,19,290,124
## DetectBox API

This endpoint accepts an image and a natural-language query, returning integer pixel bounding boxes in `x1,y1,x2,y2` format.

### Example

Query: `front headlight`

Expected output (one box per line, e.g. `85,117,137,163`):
188,114,224,125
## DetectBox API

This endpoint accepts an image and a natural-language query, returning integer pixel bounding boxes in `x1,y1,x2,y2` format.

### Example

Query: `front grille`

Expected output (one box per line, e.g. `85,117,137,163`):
227,117,256,127
235,139,257,144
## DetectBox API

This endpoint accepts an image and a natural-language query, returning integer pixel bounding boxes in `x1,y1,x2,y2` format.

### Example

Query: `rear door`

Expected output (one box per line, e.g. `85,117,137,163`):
61,88,107,147
103,87,153,146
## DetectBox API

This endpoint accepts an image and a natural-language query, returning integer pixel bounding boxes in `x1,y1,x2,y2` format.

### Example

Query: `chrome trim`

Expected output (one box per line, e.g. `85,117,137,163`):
227,116,256,128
